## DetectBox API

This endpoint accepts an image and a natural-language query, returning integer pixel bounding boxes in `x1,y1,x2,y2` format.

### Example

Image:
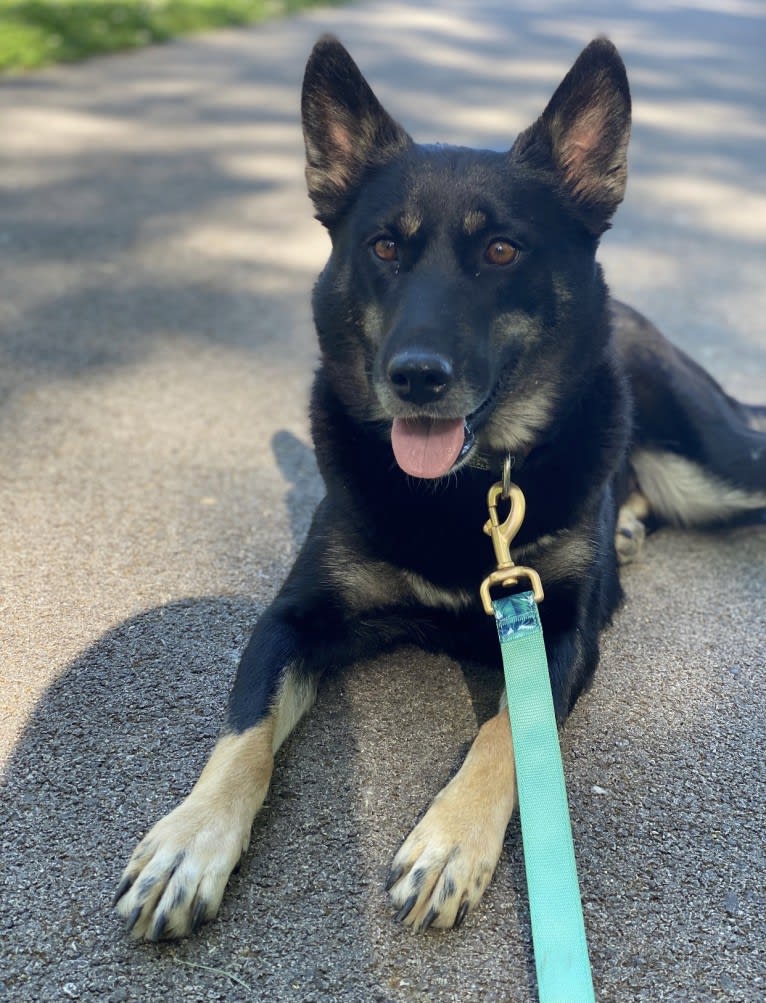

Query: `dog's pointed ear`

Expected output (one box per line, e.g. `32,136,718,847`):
512,38,631,234
302,36,411,227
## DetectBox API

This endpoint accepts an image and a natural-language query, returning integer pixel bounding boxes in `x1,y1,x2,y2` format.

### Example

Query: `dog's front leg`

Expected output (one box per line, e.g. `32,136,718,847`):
387,704,517,931
114,597,320,941
387,611,595,931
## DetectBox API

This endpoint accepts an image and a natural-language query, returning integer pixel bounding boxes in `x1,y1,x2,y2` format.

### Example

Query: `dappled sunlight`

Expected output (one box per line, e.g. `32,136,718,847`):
630,173,766,241
533,16,725,59
1,0,763,383
218,151,304,184
5,107,135,154
600,246,685,292
635,0,764,16
175,215,329,277
635,98,765,141
357,2,500,43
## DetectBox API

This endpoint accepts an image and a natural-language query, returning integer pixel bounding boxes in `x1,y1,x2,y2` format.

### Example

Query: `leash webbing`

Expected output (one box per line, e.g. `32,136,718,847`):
493,591,595,1003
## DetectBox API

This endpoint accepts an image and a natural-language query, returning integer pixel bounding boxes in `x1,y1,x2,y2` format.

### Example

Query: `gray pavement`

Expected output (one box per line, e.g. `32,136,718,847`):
1,2,765,1000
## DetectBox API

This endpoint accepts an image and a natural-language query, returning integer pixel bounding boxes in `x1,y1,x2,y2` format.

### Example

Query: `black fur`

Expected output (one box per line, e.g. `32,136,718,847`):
230,38,616,735
117,35,766,941
226,35,764,733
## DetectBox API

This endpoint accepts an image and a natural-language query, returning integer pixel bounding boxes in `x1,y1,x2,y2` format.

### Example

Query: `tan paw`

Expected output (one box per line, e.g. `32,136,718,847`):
386,712,516,931
115,729,273,940
615,507,646,564
114,795,252,940
386,791,504,930
616,490,649,565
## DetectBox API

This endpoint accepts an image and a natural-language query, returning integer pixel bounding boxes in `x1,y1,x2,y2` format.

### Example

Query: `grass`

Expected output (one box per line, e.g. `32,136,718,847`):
0,0,336,71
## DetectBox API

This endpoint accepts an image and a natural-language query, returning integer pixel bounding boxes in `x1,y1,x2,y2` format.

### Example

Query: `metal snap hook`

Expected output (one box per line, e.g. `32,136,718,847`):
502,454,514,499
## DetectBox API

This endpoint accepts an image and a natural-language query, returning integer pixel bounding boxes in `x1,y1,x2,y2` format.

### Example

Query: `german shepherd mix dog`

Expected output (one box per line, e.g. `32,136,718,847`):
116,36,766,940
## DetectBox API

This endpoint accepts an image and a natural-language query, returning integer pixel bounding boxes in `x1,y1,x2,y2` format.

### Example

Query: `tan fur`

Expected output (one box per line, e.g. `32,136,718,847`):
462,209,488,236
116,668,313,940
621,489,651,522
396,209,423,239
484,386,555,455
615,489,649,564
402,569,474,611
325,532,407,609
272,670,318,752
388,709,517,929
632,448,766,527
327,534,477,613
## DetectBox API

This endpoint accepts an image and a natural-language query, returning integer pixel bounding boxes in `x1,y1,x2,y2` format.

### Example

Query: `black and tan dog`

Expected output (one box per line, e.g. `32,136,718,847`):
116,36,766,939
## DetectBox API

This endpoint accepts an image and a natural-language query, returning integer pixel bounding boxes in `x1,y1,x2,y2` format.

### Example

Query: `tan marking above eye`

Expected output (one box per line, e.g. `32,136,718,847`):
396,211,423,239
463,210,488,236
373,238,398,261
484,240,519,266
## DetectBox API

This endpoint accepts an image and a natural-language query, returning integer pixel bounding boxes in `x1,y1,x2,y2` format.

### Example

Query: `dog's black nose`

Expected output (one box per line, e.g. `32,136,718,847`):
387,349,454,405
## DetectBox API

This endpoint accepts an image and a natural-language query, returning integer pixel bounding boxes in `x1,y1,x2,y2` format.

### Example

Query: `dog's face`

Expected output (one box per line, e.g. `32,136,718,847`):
302,37,631,478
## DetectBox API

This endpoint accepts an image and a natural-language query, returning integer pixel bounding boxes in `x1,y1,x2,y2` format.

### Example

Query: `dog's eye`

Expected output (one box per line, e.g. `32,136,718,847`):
484,240,519,266
372,238,398,262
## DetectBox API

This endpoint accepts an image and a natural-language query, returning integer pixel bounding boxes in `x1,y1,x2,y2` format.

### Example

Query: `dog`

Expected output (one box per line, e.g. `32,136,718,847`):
115,35,766,940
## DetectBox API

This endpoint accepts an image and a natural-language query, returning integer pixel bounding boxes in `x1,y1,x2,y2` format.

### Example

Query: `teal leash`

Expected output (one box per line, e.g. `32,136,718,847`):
480,470,595,1003
494,592,595,1003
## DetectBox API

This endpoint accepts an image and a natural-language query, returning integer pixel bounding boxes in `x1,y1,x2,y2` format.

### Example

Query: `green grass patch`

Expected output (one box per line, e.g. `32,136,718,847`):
0,0,336,72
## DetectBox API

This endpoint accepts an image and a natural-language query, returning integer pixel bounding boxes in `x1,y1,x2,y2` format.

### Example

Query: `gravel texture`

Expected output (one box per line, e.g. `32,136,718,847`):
1,2,764,1001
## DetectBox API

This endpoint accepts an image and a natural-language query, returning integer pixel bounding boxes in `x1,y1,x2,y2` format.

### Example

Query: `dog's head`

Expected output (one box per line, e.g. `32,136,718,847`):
302,37,631,479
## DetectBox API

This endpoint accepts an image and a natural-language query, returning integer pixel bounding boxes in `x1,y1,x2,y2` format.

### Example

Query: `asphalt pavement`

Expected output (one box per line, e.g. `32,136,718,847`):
1,2,764,1001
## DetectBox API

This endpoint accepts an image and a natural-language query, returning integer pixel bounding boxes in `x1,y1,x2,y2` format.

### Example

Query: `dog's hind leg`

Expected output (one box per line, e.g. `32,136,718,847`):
613,300,766,528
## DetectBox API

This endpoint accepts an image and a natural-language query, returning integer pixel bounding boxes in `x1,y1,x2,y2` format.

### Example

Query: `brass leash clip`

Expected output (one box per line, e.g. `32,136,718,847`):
480,472,544,615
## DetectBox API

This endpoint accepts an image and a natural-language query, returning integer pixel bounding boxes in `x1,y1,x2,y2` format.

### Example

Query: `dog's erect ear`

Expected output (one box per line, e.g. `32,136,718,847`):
512,38,631,234
302,35,411,227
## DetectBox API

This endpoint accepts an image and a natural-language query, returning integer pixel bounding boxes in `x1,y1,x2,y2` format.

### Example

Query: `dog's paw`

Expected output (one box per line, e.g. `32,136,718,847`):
387,712,516,932
386,782,506,932
114,797,251,941
615,507,646,565
616,491,649,565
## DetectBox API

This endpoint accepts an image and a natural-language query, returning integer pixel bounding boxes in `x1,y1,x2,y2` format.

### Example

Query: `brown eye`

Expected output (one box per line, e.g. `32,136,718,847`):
484,240,519,266
372,237,398,262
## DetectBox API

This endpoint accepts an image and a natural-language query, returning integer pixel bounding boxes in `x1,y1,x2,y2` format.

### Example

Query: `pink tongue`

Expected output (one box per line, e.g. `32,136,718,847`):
391,417,465,479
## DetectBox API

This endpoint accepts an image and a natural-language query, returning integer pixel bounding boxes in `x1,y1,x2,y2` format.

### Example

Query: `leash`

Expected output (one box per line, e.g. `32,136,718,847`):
480,461,595,1003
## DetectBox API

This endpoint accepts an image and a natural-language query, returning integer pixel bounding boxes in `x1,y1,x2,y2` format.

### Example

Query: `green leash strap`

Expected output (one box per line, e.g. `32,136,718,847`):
493,591,595,1003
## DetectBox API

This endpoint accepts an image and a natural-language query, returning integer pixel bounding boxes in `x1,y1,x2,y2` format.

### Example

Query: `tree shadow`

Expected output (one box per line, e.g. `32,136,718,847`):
0,595,384,999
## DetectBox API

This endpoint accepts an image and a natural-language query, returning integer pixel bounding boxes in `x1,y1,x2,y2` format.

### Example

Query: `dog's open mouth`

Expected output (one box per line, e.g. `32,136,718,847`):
389,376,504,478
391,416,476,479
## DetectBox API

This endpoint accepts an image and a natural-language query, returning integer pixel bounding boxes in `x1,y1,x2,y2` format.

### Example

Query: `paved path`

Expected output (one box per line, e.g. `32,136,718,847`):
1,2,764,1000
